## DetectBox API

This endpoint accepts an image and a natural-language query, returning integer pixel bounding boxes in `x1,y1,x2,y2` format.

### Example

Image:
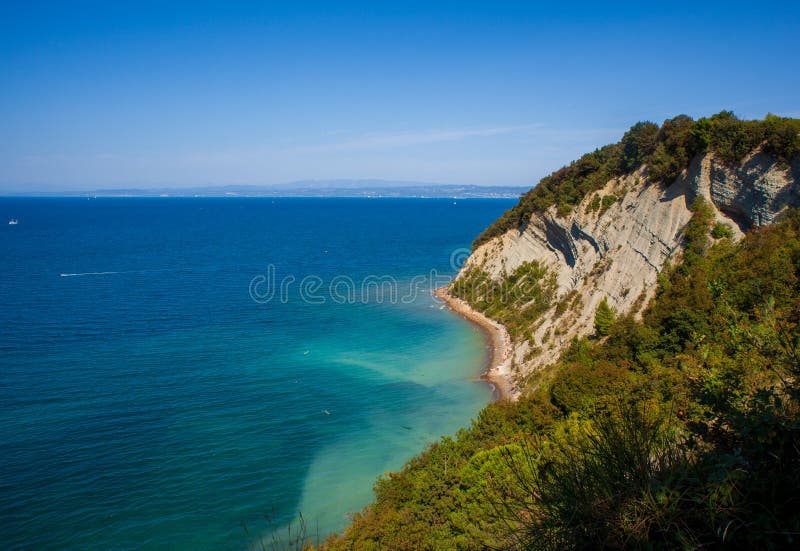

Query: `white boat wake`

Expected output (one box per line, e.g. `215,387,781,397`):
59,271,121,277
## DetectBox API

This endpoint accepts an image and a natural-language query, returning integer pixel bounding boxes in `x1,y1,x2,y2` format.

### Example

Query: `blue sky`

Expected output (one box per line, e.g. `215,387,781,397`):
1,1,798,191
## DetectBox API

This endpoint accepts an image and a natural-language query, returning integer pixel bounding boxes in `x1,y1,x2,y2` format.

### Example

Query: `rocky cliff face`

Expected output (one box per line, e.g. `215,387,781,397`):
700,152,800,228
457,150,799,389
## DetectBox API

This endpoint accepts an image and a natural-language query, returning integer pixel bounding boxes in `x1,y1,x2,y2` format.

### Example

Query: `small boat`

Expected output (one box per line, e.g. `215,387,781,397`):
8,219,18,225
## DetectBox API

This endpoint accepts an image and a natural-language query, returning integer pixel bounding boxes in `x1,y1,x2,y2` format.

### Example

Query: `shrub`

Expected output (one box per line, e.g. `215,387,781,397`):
498,400,689,550
712,222,734,239
550,360,629,414
599,194,617,215
588,194,601,213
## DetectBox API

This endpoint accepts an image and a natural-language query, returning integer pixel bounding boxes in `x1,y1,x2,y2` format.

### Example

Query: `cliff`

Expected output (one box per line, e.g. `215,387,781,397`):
324,113,800,549
454,148,799,391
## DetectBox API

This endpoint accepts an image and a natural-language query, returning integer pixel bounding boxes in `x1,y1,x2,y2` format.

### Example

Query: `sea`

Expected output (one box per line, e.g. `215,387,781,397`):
0,197,515,550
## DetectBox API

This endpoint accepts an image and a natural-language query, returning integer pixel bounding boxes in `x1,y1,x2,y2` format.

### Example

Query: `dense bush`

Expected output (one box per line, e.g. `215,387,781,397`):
712,221,734,239
549,359,628,414
501,399,689,549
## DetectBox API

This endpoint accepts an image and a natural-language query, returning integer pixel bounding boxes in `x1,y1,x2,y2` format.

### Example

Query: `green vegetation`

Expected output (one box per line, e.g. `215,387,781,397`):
588,193,601,213
473,112,800,249
325,208,800,550
599,194,618,215
593,297,615,336
646,114,700,184
712,221,734,239
473,142,624,247
621,121,659,170
450,261,557,340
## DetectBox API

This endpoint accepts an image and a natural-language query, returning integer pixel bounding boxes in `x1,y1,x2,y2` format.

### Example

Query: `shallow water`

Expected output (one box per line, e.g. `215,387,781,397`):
0,197,514,549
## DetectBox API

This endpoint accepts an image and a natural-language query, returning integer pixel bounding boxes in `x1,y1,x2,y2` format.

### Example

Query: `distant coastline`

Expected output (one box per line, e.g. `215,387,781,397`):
1,182,528,199
435,286,519,401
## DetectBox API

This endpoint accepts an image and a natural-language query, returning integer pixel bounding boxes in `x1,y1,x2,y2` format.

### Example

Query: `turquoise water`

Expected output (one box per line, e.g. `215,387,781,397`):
0,197,514,549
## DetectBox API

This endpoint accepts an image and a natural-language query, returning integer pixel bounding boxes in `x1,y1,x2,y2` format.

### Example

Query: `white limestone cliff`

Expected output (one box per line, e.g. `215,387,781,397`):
457,150,799,390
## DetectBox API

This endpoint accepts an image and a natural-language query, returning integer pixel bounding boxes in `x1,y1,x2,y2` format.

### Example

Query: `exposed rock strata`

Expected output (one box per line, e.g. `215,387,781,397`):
454,151,799,394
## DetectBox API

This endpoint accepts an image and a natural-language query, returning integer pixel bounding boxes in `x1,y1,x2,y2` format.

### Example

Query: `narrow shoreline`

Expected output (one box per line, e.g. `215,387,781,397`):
434,286,519,401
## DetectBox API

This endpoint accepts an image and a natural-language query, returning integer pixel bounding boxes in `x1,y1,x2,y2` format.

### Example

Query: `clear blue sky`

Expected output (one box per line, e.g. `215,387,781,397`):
1,1,798,191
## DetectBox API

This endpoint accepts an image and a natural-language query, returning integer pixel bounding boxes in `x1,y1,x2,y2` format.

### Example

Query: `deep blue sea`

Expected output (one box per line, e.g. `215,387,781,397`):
0,197,514,550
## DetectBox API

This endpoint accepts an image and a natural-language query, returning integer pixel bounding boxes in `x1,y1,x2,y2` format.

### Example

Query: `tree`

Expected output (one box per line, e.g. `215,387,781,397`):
621,121,659,170
594,297,616,336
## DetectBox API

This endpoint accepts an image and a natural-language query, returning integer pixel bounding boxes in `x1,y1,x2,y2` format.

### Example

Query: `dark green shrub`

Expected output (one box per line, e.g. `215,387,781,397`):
599,194,617,215
712,222,734,239
550,360,629,414
588,194,601,213
501,400,689,550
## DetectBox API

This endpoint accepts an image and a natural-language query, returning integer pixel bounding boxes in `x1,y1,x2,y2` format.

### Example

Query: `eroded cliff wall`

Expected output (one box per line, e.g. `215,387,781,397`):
457,150,799,388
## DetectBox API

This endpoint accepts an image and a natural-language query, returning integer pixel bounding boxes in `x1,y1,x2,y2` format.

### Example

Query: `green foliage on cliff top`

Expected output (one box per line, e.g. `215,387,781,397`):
324,207,800,550
473,112,800,249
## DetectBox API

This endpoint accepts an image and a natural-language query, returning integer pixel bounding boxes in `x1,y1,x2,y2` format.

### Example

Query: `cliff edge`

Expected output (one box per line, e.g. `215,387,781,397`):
452,116,799,392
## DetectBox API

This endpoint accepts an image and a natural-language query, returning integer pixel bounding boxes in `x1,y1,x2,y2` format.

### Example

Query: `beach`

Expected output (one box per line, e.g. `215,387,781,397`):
434,286,519,401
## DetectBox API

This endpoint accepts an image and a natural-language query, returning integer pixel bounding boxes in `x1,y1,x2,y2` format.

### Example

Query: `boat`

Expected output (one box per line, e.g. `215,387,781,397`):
8,219,18,225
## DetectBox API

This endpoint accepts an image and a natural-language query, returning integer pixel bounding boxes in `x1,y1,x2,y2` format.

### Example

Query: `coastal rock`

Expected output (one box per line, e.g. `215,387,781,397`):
456,150,799,390
695,152,800,229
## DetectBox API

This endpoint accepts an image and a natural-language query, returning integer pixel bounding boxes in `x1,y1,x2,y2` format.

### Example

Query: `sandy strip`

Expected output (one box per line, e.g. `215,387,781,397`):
434,286,519,401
